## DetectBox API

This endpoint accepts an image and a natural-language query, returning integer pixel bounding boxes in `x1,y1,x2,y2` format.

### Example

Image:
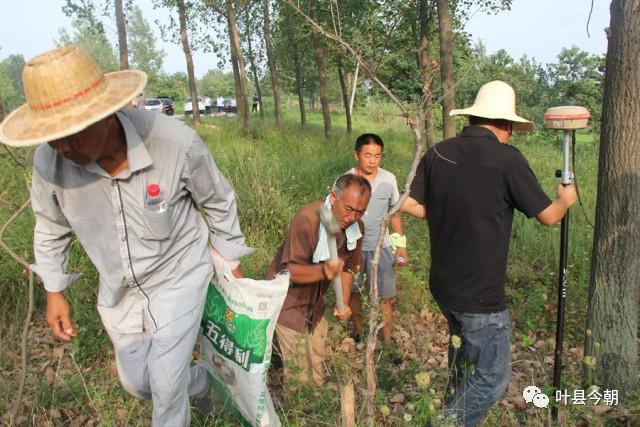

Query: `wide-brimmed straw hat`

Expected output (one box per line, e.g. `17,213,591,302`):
0,45,146,147
449,80,533,132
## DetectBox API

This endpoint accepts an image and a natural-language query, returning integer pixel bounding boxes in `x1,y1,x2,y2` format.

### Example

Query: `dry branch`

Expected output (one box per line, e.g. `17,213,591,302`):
0,198,34,421
281,1,428,424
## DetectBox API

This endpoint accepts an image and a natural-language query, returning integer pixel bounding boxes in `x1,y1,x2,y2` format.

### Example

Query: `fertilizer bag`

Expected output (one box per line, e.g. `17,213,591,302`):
200,255,289,427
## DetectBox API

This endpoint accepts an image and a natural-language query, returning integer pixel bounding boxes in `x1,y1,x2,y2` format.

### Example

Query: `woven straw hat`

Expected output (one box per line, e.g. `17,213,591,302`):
0,45,147,147
449,80,533,132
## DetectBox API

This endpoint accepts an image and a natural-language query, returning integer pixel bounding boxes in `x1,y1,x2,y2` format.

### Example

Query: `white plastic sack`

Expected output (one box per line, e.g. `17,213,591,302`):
200,255,289,427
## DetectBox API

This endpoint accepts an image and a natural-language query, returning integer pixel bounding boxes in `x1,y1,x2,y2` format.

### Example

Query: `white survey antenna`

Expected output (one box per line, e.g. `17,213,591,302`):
543,105,590,130
544,104,590,422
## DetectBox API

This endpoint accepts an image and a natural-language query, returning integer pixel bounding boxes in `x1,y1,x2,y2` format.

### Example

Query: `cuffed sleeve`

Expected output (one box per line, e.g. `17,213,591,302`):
30,168,79,292
183,136,255,260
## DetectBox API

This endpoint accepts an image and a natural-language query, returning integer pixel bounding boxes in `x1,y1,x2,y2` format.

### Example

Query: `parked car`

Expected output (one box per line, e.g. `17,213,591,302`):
184,97,205,115
223,98,237,113
157,96,174,115
144,98,164,113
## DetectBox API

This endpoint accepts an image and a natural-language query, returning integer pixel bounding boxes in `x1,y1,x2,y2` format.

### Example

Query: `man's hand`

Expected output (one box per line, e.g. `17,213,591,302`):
557,184,578,207
536,184,579,226
333,304,352,321
395,247,408,267
322,259,344,281
46,292,77,341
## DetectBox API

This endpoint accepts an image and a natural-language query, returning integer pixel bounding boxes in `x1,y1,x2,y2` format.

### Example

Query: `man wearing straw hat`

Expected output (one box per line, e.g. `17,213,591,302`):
401,81,577,426
0,45,254,426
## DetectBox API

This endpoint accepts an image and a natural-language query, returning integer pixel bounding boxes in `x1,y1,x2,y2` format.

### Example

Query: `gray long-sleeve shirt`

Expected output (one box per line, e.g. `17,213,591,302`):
30,110,253,333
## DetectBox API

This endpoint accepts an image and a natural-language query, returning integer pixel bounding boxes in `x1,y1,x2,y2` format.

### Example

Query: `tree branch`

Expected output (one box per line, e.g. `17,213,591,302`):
0,197,34,421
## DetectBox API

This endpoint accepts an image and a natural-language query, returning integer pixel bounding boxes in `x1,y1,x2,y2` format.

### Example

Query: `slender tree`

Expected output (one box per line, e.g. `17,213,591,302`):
584,0,640,396
419,0,436,146
310,0,332,140
244,21,265,120
115,0,129,69
263,0,282,127
337,65,352,134
176,0,200,124
436,0,455,138
226,0,251,136
293,43,307,126
230,47,243,114
275,3,309,126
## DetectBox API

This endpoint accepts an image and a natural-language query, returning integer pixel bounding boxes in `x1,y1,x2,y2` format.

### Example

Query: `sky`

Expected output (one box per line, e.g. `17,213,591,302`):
0,0,611,79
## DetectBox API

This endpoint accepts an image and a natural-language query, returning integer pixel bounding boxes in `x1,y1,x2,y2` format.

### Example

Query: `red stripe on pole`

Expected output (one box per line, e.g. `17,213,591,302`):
543,113,591,119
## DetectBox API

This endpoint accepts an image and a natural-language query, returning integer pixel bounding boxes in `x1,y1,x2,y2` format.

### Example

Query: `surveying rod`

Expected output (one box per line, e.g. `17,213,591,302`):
543,106,590,420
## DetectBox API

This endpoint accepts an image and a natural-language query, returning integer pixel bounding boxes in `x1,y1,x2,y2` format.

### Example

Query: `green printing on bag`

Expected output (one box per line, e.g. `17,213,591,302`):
201,285,269,371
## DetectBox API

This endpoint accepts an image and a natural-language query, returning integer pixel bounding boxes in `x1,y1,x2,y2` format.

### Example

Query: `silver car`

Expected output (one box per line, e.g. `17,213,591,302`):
144,98,164,113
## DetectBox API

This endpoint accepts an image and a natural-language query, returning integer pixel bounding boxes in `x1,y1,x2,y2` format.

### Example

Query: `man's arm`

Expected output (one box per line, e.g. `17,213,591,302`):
286,259,344,284
30,168,79,341
334,270,354,321
536,184,578,226
183,136,255,274
400,196,427,219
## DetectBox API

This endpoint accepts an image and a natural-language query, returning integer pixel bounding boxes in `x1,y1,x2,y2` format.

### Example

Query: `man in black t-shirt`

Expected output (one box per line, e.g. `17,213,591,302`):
401,81,577,427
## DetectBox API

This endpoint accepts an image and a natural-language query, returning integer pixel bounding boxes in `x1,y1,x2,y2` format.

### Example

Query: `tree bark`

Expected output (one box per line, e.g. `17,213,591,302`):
436,0,455,139
263,0,281,127
245,15,264,120
584,0,640,397
419,0,436,146
293,43,307,127
226,0,250,136
310,0,332,140
177,0,199,124
338,66,352,134
349,62,359,117
115,0,129,69
230,46,242,115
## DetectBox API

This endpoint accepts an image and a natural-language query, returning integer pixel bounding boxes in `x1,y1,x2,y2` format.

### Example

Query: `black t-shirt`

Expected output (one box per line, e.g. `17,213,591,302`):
409,126,551,313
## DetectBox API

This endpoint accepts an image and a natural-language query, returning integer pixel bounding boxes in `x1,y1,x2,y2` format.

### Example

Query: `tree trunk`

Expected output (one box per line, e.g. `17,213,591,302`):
115,0,129,69
293,44,306,127
419,0,436,146
349,62,359,117
245,15,264,120
263,0,281,127
584,0,640,397
338,66,352,135
436,0,455,139
177,0,199,124
226,0,250,136
230,46,242,115
310,0,332,140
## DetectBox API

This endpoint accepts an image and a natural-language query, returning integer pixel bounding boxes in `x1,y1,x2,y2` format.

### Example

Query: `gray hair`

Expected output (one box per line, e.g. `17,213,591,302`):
332,173,371,197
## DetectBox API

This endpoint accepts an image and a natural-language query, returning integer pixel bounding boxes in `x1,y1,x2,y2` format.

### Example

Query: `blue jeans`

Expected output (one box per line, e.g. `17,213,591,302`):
438,302,511,427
